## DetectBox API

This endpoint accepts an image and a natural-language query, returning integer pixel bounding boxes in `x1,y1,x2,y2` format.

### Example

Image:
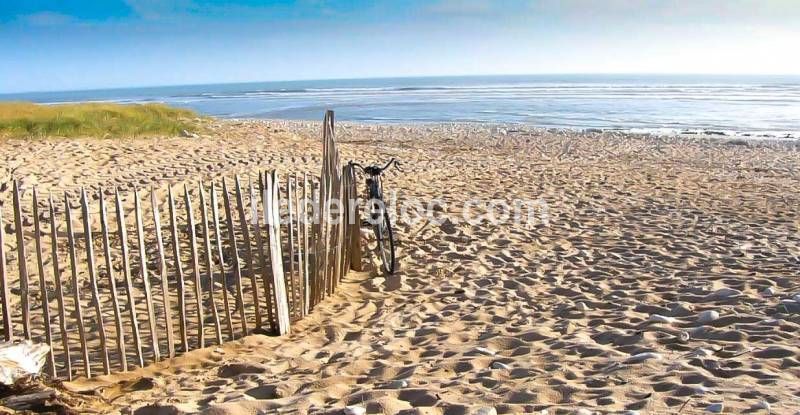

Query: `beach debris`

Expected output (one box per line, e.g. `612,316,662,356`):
0,341,50,385
697,310,720,324
387,379,409,389
677,331,691,342
705,288,742,301
474,347,496,356
180,129,199,138
474,407,497,415
648,314,677,324
706,402,724,413
625,352,662,364
491,361,511,370
344,405,367,415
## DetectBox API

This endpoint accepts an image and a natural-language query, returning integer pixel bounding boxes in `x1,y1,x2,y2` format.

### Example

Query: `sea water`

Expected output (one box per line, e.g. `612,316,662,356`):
2,74,799,138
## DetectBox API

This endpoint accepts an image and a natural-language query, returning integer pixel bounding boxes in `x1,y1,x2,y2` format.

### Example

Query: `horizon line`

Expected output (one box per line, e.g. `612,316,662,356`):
2,72,799,96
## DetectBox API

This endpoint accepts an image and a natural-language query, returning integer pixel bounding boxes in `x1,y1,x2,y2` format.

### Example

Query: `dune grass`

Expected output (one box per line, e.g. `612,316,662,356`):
0,102,202,139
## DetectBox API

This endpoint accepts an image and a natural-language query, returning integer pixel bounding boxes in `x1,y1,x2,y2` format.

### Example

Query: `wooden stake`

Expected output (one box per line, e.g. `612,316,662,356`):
115,189,144,368
0,202,13,342
222,179,248,336
293,174,306,317
233,176,262,329
267,172,290,335
183,185,204,349
287,178,297,317
150,187,174,359
32,189,56,376
12,180,30,339
167,187,189,352
98,191,127,371
134,189,159,362
302,173,310,315
64,193,90,378
80,189,110,374
210,183,234,340
48,195,71,379
198,183,222,344
250,177,274,332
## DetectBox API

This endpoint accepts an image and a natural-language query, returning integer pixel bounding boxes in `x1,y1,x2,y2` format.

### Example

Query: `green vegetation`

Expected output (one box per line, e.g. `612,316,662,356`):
0,102,202,139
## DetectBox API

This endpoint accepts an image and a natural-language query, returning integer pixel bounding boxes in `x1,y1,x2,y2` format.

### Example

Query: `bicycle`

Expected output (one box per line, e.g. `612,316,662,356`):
348,158,400,274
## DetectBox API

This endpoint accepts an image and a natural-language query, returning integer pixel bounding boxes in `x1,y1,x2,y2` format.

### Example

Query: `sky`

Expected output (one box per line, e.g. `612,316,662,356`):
1,0,799,93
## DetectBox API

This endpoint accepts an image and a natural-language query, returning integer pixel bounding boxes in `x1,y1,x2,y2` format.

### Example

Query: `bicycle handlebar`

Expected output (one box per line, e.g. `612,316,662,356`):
349,158,401,175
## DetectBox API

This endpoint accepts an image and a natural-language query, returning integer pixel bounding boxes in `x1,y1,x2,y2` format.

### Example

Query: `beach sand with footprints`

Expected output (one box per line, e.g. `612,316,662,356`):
2,119,800,414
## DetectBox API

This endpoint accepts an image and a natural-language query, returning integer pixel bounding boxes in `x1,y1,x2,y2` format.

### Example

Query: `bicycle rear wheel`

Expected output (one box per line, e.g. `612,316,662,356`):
374,209,396,274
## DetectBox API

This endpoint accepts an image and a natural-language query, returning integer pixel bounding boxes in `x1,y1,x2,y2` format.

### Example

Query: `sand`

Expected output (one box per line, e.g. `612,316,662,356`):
2,120,800,414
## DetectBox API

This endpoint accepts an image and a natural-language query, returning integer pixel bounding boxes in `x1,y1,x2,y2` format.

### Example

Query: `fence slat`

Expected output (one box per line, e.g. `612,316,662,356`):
134,189,160,362
334,174,345,290
64,193,90,378
199,183,223,344
301,174,310,315
183,185,205,349
250,176,275,332
0,203,12,342
210,183,234,340
150,187,174,359
32,189,56,376
115,189,144,368
311,179,321,307
234,176,262,329
222,179,248,336
287,178,297,317
267,172,291,335
293,174,306,317
99,191,127,371
167,187,189,352
12,180,31,339
81,189,110,374
48,196,71,379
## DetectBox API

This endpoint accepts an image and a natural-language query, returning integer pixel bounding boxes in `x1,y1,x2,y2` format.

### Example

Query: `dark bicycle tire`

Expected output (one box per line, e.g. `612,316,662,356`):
374,208,396,274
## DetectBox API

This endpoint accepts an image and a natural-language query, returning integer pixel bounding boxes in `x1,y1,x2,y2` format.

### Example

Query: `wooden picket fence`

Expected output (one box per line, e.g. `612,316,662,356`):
0,111,361,380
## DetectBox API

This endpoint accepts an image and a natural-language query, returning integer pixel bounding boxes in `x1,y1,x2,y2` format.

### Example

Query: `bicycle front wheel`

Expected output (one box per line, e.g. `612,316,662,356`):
374,209,396,274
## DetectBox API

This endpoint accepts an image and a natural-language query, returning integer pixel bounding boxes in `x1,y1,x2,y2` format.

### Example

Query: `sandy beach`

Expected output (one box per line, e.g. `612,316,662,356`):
2,119,800,414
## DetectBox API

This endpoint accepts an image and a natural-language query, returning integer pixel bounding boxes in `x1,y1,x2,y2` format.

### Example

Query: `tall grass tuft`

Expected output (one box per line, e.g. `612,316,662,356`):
0,102,202,139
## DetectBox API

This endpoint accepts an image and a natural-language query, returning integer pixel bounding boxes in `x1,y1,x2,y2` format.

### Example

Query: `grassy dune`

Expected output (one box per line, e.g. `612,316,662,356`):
0,102,201,138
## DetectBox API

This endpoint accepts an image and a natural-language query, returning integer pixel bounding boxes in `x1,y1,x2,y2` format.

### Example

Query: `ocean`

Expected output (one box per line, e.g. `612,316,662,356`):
2,74,799,138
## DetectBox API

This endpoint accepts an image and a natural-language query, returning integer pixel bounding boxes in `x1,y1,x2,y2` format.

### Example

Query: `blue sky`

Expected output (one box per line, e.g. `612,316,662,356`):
1,0,799,93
